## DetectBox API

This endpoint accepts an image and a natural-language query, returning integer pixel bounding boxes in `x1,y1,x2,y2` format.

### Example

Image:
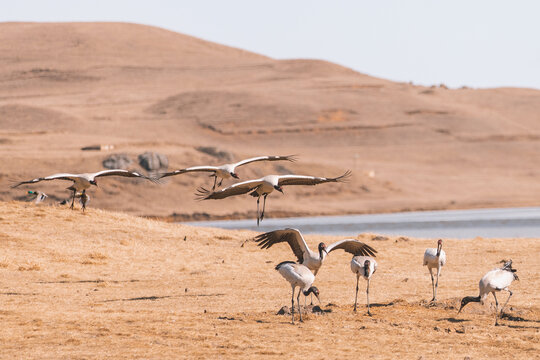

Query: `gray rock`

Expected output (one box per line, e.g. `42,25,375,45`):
102,153,133,169
195,146,232,161
138,152,168,172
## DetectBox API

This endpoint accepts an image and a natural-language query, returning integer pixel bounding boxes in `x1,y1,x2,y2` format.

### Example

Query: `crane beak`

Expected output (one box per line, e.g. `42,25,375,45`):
315,294,321,305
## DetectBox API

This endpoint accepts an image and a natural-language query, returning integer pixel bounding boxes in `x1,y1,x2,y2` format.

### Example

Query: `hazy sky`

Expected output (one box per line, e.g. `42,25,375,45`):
3,1,540,89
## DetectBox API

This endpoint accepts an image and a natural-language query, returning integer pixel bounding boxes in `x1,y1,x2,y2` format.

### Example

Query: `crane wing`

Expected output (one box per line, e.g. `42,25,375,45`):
326,239,377,257
253,228,310,264
196,178,263,200
158,166,220,179
93,169,156,182
277,170,351,186
234,155,296,168
11,173,78,188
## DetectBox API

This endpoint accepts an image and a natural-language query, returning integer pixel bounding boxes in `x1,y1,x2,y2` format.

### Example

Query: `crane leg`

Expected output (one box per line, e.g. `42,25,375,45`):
81,190,87,212
499,289,513,318
260,194,268,222
297,289,303,322
212,175,217,191
354,275,359,312
69,189,76,210
218,178,223,187
492,292,500,326
367,278,371,316
256,197,260,226
433,267,441,302
291,287,295,324
429,268,435,302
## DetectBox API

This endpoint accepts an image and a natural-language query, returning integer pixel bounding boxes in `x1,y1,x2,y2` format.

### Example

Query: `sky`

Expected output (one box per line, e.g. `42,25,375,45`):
3,0,540,89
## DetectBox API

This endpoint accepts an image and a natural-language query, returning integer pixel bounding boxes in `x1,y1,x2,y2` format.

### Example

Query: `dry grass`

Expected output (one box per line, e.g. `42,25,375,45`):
17,263,41,271
0,201,539,359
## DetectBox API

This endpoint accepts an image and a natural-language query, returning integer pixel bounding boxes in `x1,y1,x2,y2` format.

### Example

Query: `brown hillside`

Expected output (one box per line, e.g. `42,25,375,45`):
1,22,540,218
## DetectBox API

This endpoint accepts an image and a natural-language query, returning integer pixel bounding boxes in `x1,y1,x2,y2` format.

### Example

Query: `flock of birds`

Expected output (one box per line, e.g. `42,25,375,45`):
12,155,349,224
253,228,518,325
11,155,519,325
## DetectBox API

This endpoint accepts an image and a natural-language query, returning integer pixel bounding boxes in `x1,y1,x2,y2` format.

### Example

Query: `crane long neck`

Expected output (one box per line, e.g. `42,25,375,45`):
436,244,442,257
303,287,317,296
459,295,482,313
364,264,370,277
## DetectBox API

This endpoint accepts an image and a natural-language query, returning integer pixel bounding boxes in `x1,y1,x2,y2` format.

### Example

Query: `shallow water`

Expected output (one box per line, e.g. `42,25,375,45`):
182,207,540,238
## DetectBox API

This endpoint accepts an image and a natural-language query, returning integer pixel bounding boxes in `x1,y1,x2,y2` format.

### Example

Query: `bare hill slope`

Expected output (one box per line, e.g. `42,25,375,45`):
2,22,540,218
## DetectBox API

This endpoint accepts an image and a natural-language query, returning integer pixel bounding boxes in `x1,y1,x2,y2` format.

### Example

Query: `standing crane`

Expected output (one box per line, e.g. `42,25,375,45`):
458,260,518,325
423,239,446,302
275,261,320,324
351,256,378,315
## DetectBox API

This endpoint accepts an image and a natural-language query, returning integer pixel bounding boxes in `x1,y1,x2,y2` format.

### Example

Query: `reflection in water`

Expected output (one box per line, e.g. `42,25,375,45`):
183,207,540,239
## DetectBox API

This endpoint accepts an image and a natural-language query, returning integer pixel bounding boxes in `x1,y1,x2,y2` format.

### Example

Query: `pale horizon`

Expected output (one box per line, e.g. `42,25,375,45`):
3,0,540,90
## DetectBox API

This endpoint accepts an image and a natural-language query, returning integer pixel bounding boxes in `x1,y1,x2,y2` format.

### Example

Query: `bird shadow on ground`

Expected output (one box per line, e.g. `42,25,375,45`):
437,317,470,323
102,295,175,302
101,293,225,303
217,316,244,322
501,313,540,323
370,301,399,308
36,279,142,284
0,292,39,296
503,324,540,329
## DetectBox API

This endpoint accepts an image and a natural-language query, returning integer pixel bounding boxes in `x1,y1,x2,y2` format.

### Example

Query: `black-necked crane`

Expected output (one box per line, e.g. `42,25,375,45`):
423,239,447,302
275,261,320,324
12,169,155,211
159,155,296,190
254,228,377,304
197,171,351,225
351,256,378,315
254,228,377,276
458,260,519,326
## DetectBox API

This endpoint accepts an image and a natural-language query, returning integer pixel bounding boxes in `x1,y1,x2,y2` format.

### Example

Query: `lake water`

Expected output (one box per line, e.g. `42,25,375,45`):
182,207,540,239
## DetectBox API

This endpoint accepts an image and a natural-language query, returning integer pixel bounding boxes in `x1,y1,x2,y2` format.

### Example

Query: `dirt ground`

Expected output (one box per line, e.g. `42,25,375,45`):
1,201,538,359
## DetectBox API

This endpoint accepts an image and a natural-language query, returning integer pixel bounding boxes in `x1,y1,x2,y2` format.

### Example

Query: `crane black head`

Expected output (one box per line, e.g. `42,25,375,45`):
230,172,239,179
303,286,321,304
274,185,284,193
318,242,328,256
90,180,98,186
458,295,481,314
436,239,443,256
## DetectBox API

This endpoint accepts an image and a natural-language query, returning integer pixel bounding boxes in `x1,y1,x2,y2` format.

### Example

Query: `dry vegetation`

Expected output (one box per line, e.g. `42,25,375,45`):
0,201,539,359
